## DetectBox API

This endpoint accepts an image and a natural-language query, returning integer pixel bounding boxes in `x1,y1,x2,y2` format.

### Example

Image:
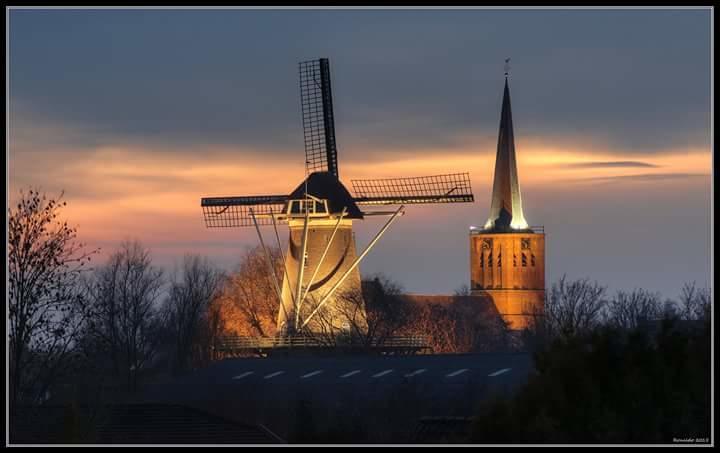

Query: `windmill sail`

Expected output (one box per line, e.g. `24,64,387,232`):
201,58,477,341
201,195,288,227
300,58,339,178
351,173,474,205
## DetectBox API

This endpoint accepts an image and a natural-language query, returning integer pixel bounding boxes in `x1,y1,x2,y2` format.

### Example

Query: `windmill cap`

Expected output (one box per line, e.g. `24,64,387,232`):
287,172,364,219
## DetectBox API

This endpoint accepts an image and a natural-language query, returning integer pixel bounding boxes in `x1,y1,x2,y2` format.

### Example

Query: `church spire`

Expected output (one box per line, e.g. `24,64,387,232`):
484,69,529,231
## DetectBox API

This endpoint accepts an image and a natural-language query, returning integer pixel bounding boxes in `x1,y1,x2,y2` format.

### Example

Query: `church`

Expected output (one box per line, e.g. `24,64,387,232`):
403,71,546,333
469,73,546,330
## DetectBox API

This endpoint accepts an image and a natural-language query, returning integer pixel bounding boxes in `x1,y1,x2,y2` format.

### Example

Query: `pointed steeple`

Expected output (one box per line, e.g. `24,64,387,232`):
484,75,529,231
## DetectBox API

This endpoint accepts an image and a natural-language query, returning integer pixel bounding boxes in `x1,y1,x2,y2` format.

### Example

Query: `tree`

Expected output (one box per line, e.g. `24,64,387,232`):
298,289,361,346
313,275,408,348
8,189,97,406
216,245,283,337
678,281,711,322
451,296,512,352
453,284,471,296
544,275,607,340
403,296,511,354
360,275,409,347
163,255,223,373
605,288,663,330
83,240,164,392
407,302,460,353
470,320,710,443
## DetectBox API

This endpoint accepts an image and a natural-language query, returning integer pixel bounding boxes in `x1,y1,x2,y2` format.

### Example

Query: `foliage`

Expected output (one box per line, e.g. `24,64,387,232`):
470,318,711,444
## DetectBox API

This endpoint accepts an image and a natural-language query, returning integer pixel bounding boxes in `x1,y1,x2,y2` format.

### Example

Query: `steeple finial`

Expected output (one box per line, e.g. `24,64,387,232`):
504,58,511,78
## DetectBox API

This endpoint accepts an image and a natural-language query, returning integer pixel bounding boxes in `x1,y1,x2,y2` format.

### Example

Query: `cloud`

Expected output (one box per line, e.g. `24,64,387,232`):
564,161,658,169
575,172,710,183
9,8,711,156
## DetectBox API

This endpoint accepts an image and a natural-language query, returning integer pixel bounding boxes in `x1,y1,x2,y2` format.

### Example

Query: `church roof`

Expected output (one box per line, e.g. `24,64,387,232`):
484,78,530,233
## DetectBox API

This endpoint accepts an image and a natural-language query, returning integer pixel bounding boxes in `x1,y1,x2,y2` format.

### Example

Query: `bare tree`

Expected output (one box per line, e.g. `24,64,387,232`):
217,245,282,337
605,288,663,329
545,275,607,339
8,189,97,406
84,240,164,391
312,275,407,348
390,296,461,354
163,255,223,373
297,292,346,346
451,296,512,353
517,297,550,351
453,284,471,296
360,276,408,346
679,281,711,322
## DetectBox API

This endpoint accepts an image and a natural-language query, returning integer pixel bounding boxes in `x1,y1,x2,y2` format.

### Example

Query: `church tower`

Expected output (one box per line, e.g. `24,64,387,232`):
470,71,545,330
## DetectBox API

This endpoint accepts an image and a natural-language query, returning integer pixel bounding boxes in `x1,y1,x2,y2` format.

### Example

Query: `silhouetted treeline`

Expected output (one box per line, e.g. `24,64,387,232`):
470,316,710,443
520,275,710,351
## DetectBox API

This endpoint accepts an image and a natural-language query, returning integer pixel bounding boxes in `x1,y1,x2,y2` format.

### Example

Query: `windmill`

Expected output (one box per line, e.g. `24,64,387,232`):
201,58,474,338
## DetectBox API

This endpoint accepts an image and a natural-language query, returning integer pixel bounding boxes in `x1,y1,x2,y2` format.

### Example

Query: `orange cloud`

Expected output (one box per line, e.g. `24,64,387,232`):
9,134,711,266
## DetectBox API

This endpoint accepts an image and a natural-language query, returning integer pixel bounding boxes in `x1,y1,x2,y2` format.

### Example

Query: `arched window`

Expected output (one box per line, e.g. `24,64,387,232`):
498,252,502,267
531,254,536,267
488,253,493,267
522,253,527,267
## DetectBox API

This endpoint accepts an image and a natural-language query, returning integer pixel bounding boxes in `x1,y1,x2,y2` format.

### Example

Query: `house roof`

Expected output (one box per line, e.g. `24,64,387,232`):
10,404,284,445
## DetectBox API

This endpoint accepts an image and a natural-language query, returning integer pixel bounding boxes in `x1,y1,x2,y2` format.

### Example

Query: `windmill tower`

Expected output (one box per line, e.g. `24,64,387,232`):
202,58,475,339
470,65,545,330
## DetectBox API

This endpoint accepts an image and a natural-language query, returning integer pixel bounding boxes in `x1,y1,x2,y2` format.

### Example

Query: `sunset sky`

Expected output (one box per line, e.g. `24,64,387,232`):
8,8,712,299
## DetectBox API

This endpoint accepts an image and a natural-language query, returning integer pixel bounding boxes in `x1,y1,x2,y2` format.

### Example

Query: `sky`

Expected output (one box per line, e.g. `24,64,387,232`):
8,7,713,300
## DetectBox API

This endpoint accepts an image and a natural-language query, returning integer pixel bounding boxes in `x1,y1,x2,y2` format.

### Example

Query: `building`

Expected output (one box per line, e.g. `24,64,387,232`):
469,75,546,330
10,404,284,444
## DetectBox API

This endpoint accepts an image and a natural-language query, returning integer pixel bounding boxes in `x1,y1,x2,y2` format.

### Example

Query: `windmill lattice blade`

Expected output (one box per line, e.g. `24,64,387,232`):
300,58,339,177
352,173,474,205
201,195,288,227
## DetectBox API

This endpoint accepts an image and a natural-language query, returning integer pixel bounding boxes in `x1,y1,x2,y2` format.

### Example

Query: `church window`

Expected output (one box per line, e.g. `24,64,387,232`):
531,254,536,267
498,252,502,267
522,253,527,267
488,253,493,267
